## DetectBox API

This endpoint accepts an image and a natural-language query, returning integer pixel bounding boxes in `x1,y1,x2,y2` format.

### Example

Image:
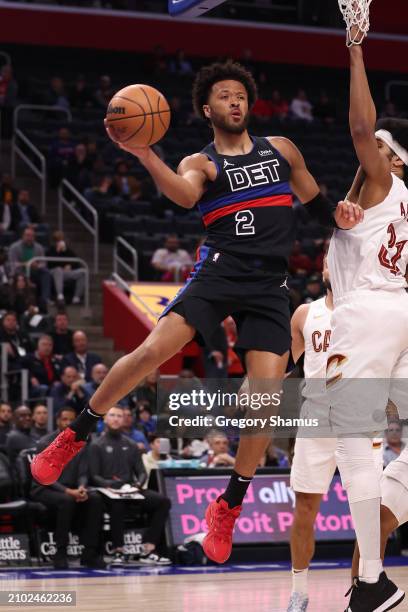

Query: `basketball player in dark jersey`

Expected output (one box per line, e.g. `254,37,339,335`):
32,61,362,563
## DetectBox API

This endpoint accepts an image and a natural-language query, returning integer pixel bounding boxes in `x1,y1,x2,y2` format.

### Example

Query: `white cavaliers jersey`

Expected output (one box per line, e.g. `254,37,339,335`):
302,297,332,404
328,174,408,302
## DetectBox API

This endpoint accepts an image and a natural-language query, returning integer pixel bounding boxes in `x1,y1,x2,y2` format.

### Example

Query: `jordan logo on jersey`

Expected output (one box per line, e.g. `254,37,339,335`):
226,159,280,192
223,159,234,169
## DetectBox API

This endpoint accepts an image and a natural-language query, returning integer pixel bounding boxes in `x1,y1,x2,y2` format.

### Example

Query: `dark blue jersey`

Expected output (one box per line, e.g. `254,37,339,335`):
198,135,295,270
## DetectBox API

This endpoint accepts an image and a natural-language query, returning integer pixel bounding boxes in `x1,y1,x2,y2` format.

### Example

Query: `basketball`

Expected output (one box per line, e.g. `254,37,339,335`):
105,84,171,147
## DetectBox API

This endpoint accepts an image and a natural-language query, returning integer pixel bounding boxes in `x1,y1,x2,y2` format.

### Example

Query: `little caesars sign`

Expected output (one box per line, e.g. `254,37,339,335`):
0,534,30,561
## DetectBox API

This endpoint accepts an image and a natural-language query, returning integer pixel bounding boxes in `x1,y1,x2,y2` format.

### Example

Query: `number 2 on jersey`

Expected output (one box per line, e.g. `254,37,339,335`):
378,222,407,276
235,210,255,236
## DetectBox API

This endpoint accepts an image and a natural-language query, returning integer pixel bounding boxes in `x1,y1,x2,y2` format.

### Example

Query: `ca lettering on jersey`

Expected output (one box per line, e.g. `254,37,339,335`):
226,159,280,192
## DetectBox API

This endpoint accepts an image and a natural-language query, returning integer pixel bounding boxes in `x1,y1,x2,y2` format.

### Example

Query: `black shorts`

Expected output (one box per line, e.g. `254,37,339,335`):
160,246,291,358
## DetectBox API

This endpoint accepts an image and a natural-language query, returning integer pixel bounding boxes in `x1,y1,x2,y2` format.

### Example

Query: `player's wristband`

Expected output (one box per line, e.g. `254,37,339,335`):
304,192,339,228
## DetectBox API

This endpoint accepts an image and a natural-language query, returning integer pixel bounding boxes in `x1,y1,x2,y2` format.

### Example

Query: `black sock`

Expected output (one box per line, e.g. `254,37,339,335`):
221,471,253,508
70,405,104,441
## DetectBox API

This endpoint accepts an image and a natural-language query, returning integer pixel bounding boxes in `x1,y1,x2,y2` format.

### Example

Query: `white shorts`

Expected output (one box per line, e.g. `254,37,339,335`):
326,290,408,434
291,436,384,495
381,450,408,526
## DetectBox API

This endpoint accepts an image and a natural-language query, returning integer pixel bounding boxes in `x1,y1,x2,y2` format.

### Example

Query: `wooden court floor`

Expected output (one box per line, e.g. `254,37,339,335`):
3,567,408,612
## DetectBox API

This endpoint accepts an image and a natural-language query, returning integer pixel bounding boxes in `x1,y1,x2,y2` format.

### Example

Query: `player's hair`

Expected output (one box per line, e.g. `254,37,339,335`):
376,117,408,185
192,60,258,119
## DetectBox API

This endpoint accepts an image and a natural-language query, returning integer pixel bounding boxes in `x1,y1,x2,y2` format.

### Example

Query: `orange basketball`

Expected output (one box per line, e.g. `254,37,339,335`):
105,84,171,147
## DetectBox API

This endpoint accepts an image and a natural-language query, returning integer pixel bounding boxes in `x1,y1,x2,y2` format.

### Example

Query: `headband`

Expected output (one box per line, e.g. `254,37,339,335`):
375,129,408,166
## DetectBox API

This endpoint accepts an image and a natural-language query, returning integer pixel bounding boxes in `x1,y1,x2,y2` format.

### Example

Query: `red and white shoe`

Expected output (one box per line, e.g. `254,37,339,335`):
202,498,242,563
31,427,85,485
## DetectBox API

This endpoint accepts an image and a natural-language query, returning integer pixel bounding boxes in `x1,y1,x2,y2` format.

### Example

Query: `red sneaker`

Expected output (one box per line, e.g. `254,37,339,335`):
31,427,85,485
202,498,242,563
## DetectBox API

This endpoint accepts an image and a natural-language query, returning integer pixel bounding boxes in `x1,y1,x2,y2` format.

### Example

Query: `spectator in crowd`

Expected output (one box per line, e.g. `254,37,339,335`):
8,226,52,303
48,128,75,187
29,335,62,397
6,405,36,464
204,324,228,379
0,402,13,450
0,250,12,309
112,161,143,201
0,310,33,368
290,89,313,122
142,434,170,484
0,173,17,205
261,441,290,467
50,366,86,414
69,74,94,110
131,369,165,412
62,330,102,381
31,404,48,441
0,195,12,233
303,274,324,303
270,90,289,120
169,49,193,75
289,241,314,277
314,91,336,124
380,101,400,119
89,406,171,566
83,363,109,400
201,430,236,467
136,403,157,436
8,273,45,318
384,420,406,467
151,234,193,282
31,407,106,569
122,406,148,450
68,144,92,192
46,231,85,305
0,64,18,138
10,189,41,233
85,175,115,207
252,96,274,121
149,45,168,76
45,77,70,110
224,316,245,377
51,311,73,357
94,75,114,109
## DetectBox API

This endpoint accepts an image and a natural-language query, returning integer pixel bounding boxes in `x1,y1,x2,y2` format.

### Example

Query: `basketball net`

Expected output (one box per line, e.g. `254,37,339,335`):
338,0,374,47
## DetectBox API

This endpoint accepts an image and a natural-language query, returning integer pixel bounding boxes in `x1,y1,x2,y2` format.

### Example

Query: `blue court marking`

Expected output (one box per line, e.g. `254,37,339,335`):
1,558,408,580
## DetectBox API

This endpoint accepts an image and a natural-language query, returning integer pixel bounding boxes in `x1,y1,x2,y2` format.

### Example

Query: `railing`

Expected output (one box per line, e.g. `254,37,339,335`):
385,80,408,103
113,236,138,280
11,105,72,214
25,256,91,313
58,179,99,273
1,343,29,403
112,273,158,321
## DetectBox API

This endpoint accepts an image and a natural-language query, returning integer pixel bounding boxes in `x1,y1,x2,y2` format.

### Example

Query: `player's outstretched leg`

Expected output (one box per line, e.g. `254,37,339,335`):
203,350,288,563
287,493,322,612
31,312,195,485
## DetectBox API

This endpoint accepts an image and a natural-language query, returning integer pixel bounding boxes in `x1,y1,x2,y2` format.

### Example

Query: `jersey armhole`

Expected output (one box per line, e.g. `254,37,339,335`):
264,136,291,168
202,147,220,179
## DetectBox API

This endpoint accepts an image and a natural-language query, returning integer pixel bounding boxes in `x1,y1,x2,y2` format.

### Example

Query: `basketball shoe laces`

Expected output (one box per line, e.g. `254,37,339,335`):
211,503,241,539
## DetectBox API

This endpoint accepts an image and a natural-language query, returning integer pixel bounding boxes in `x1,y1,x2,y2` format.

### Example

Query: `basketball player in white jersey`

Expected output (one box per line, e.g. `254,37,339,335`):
326,18,408,611
287,258,383,612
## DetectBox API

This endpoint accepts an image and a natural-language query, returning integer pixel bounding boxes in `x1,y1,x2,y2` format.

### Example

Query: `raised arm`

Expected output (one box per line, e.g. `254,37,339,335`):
290,304,308,365
105,130,212,208
348,45,391,187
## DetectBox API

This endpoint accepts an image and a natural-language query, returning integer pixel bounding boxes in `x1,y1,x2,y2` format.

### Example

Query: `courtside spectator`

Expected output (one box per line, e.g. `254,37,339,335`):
89,406,171,566
0,402,12,450
151,234,193,282
11,189,41,232
9,226,52,303
122,406,148,450
62,330,102,381
29,335,62,397
142,434,170,484
83,363,109,400
50,366,86,414
384,420,406,467
201,430,236,467
6,405,36,464
31,404,48,441
51,311,73,357
32,407,105,570
290,89,313,122
46,231,85,305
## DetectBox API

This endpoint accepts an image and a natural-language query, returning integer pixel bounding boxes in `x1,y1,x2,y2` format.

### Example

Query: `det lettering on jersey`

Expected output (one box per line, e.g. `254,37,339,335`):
226,159,280,192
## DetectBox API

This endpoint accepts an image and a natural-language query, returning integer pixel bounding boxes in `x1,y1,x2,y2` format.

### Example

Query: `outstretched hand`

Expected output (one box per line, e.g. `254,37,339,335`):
335,199,364,229
104,119,151,161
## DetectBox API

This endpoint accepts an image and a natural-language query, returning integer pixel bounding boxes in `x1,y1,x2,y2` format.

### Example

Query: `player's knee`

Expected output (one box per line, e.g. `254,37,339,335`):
294,493,320,525
336,444,381,503
136,341,162,367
